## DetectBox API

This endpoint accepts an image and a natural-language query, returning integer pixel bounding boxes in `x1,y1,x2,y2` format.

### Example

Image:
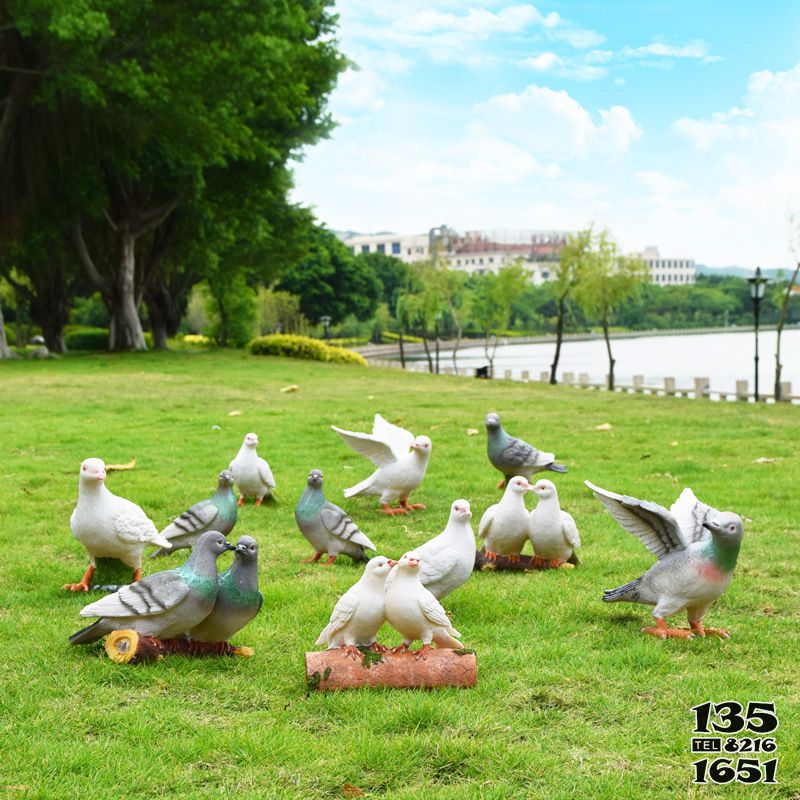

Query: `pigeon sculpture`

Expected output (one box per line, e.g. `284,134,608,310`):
229,433,276,506
385,553,464,659
386,499,475,599
528,479,581,568
586,480,743,639
315,555,394,658
295,470,377,565
151,470,238,558
485,412,567,489
332,414,432,515
65,457,172,591
479,476,534,562
69,530,234,645
189,535,262,645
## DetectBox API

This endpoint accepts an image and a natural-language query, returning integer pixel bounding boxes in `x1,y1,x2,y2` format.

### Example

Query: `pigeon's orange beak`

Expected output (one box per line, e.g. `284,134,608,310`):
387,559,398,567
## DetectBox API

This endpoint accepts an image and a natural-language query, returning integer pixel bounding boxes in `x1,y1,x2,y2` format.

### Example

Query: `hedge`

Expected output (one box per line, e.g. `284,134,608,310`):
64,327,153,350
249,334,366,366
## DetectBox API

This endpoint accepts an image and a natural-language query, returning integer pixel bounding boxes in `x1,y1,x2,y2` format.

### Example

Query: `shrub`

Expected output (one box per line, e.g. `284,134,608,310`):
3,325,15,346
249,334,366,366
181,334,213,346
382,330,423,344
64,327,153,350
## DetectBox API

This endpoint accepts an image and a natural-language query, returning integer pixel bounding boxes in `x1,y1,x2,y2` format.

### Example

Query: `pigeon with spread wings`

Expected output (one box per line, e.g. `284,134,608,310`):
332,414,432,515
586,481,743,640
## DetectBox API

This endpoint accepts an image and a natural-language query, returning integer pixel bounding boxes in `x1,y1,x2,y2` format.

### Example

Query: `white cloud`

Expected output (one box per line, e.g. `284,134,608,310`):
476,84,641,160
621,40,720,63
332,66,387,114
520,52,607,80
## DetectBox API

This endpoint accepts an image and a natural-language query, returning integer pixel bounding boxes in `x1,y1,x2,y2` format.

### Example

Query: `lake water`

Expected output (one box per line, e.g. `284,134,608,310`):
431,328,800,397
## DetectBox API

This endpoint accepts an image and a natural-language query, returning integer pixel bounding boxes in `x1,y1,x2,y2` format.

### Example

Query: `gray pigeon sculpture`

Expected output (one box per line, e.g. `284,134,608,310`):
315,555,394,657
151,470,238,558
586,481,743,639
69,530,234,645
295,470,377,565
66,457,172,591
189,535,262,645
485,413,567,489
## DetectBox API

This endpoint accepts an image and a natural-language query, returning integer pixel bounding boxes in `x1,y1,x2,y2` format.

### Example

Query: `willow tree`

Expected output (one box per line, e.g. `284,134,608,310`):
573,230,649,390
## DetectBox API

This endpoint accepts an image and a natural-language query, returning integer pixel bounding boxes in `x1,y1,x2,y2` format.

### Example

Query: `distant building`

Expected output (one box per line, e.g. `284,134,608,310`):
342,232,431,264
636,246,696,286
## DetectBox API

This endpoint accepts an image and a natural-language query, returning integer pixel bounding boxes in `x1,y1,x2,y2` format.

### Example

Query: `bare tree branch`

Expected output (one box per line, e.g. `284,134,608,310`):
73,219,111,294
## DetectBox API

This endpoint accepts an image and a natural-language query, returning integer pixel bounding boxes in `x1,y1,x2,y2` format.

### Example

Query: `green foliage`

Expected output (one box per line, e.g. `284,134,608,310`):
203,276,258,348
357,252,410,316
249,333,366,365
69,292,109,327
277,227,382,325
257,289,306,335
65,326,153,350
3,325,15,346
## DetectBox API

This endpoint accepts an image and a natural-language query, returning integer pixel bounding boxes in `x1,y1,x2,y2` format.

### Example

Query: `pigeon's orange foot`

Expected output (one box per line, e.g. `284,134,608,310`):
496,479,507,490
341,644,360,660
508,554,521,564
391,643,410,654
531,555,547,569
370,642,389,654
302,553,322,564
406,503,426,510
690,622,730,639
63,565,94,592
643,618,694,640
255,498,263,507
380,504,407,516
131,568,142,583
237,497,245,507
414,644,433,661
321,555,337,567
484,550,498,562
549,559,566,569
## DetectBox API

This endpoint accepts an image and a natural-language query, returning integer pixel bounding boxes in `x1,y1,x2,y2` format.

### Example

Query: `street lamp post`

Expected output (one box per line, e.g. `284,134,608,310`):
747,267,768,402
320,315,332,340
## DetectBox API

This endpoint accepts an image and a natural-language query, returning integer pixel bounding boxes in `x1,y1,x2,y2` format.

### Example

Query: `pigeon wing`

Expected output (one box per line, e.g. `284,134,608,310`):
258,458,276,489
332,425,398,468
320,503,376,551
502,437,538,467
111,499,161,544
371,414,415,459
478,505,496,540
670,487,720,546
162,500,218,539
316,589,358,644
561,510,581,549
420,593,461,638
585,480,685,559
79,571,190,618
416,546,459,586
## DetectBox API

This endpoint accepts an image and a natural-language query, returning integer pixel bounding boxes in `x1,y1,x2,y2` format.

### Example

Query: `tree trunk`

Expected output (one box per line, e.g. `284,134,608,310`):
421,335,434,373
774,262,800,401
109,232,148,351
0,304,11,358
398,327,406,369
602,317,615,390
550,295,566,384
41,315,67,354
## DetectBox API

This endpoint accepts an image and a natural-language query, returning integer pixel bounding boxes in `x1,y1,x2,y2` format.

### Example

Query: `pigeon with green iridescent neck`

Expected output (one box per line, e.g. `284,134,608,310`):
189,535,262,644
587,481,743,640
295,470,376,565
151,470,238,558
485,413,567,489
69,531,234,645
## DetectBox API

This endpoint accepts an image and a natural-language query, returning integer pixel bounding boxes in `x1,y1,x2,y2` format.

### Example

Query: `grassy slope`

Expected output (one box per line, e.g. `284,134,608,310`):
0,351,797,799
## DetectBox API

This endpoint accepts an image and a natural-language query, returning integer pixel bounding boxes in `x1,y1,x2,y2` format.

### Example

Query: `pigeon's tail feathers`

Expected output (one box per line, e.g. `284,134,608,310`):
151,533,172,549
149,547,169,559
315,626,332,647
350,547,371,563
68,619,107,646
150,541,186,559
546,463,568,474
603,577,642,603
433,630,464,649
568,550,582,567
343,475,374,499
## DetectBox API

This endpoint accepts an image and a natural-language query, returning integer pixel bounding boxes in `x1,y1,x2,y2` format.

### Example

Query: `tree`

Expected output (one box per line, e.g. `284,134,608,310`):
357,252,409,317
549,229,590,383
3,0,346,350
277,227,381,326
573,230,649,390
0,302,9,358
774,218,800,400
400,261,448,373
470,262,529,377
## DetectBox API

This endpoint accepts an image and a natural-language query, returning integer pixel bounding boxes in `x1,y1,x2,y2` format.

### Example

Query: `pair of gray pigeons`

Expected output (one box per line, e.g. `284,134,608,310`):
69,531,262,648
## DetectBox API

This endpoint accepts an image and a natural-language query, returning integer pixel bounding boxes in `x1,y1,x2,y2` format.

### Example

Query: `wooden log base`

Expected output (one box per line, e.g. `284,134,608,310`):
473,551,575,572
305,647,477,691
104,629,254,664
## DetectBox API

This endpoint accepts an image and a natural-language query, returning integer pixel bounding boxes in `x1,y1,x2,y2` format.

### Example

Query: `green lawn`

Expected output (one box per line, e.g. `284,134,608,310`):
0,350,797,799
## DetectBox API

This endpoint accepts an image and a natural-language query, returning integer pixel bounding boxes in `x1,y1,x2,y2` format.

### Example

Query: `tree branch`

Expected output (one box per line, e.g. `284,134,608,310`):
73,220,111,294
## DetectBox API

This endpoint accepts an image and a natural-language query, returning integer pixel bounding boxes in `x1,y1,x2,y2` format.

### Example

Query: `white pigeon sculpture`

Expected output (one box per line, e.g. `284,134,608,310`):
386,499,475,599
479,476,534,562
384,553,464,659
315,555,394,658
229,433,276,507
65,458,172,591
332,414,431,515
528,479,581,568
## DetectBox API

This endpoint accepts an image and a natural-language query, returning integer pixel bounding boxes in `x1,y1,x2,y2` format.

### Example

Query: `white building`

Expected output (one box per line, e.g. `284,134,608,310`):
343,232,431,264
637,246,696,286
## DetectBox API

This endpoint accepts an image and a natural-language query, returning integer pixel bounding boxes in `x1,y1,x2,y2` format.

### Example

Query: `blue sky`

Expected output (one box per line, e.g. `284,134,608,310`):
292,1,800,267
